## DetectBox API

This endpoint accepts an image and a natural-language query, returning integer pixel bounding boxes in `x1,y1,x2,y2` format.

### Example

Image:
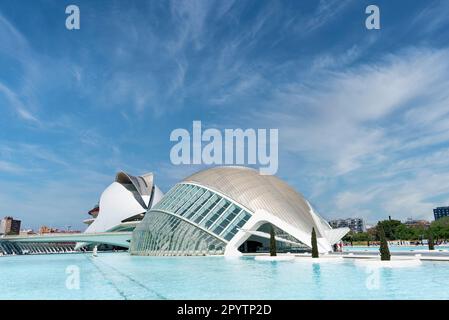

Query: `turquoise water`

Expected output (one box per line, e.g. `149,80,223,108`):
1,252,449,300
343,245,449,252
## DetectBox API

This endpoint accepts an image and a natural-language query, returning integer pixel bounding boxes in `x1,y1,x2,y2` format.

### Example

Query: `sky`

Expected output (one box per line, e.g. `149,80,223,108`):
1,0,449,230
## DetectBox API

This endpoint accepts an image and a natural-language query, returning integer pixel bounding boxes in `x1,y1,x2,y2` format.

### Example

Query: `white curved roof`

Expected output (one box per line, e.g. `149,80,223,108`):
116,172,154,197
183,166,330,237
82,172,163,234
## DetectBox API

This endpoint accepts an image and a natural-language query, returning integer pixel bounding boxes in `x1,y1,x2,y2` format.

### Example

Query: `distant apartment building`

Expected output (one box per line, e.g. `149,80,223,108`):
37,226,80,234
19,229,36,236
39,226,58,234
404,218,430,228
0,217,21,235
433,207,449,220
329,218,366,233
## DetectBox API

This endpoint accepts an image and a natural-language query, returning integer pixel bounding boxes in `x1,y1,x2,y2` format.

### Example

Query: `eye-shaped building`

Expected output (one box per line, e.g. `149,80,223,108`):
131,166,348,256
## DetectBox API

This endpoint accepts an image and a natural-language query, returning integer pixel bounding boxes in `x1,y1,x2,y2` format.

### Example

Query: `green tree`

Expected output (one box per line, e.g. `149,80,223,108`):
408,226,426,241
378,225,391,261
352,232,371,242
395,224,415,240
376,219,402,240
311,227,319,258
367,227,377,242
269,225,277,256
430,217,449,241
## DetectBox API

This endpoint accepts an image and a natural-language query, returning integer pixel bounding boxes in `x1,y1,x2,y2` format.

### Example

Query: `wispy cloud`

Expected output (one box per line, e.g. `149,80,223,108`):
0,12,28,57
412,0,449,35
168,0,212,52
0,82,40,124
303,0,353,32
0,12,42,125
255,48,449,175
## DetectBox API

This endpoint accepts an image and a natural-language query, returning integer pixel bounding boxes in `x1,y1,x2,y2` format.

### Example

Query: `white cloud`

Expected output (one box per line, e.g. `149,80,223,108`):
0,160,25,174
245,47,449,222
257,48,449,175
335,190,377,211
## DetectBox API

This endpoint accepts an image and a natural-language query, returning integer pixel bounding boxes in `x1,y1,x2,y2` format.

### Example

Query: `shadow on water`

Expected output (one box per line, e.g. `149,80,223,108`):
312,263,321,280
312,263,323,299
268,260,280,277
312,263,321,285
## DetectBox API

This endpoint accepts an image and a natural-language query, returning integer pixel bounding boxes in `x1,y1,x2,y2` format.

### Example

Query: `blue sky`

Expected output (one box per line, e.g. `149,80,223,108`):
1,0,449,230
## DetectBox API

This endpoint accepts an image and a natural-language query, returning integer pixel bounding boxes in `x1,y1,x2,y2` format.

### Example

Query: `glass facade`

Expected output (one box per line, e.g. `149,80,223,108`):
131,183,252,256
131,211,226,256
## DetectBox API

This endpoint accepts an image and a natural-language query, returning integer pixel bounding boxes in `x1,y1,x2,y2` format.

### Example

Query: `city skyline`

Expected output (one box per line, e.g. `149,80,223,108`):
1,0,449,229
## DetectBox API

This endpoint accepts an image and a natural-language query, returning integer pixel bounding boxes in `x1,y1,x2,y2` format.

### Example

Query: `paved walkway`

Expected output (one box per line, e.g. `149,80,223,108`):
329,251,449,261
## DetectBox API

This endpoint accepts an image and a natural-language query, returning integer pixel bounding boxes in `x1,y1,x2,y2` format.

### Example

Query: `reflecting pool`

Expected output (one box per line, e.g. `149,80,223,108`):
1,253,449,299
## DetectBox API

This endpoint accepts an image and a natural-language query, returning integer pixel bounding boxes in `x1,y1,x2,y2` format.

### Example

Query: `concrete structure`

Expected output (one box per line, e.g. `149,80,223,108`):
434,207,449,220
131,166,349,256
0,217,21,235
0,240,76,255
329,218,366,233
2,232,132,249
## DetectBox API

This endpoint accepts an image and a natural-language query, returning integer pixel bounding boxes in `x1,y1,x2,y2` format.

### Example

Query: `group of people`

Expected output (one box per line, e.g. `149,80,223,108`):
332,242,344,252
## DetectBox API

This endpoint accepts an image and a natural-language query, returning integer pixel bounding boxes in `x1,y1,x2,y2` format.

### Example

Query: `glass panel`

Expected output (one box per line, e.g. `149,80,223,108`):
221,211,251,240
166,184,191,211
198,198,224,227
202,200,231,229
175,187,205,216
183,191,212,219
211,205,241,235
195,196,221,225
153,184,180,210
159,184,183,211
193,195,220,224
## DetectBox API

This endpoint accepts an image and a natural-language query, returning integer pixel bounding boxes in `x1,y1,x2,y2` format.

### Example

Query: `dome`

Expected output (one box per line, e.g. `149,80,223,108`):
183,166,328,237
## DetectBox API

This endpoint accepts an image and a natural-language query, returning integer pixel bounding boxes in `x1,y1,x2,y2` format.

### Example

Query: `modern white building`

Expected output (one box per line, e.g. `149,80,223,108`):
76,171,163,249
131,166,349,256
